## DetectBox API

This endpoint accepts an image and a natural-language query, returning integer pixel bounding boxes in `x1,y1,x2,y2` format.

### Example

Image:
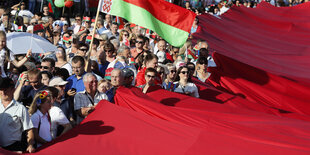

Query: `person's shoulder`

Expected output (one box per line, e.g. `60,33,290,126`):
49,106,62,114
67,74,76,80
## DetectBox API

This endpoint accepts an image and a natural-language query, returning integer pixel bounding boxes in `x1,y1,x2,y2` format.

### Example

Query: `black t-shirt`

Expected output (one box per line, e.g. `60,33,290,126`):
18,85,47,107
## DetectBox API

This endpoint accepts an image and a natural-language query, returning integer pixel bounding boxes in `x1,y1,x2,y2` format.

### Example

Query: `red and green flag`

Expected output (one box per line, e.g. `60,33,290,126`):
17,26,23,32
63,36,70,43
187,49,198,60
83,16,91,22
86,35,92,42
99,0,196,47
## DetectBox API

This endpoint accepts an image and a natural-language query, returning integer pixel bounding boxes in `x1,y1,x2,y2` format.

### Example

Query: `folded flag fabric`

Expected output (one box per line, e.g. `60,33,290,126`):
99,0,196,47
187,48,198,60
63,36,70,43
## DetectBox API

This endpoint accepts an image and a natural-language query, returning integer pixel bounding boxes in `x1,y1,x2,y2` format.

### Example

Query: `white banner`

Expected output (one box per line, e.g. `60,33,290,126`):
99,0,114,14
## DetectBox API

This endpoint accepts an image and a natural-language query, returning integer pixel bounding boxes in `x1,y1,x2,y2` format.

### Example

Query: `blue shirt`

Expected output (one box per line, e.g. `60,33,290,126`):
98,61,109,78
65,72,86,93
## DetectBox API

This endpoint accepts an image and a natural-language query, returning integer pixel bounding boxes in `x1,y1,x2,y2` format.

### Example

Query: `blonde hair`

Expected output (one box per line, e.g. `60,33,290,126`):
179,40,192,56
119,29,131,42
98,78,111,87
28,90,52,115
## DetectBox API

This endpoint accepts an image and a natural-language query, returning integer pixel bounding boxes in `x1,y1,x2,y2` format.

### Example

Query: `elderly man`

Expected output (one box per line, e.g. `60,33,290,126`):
106,69,124,103
74,73,108,124
0,78,35,153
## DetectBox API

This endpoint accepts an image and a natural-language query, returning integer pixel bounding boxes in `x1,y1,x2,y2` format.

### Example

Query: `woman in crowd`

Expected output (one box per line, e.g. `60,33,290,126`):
29,90,53,148
55,46,72,75
104,42,116,63
194,57,210,83
157,65,167,85
98,79,112,93
119,29,131,46
46,87,72,139
162,63,177,90
173,66,199,98
41,71,53,86
0,31,32,77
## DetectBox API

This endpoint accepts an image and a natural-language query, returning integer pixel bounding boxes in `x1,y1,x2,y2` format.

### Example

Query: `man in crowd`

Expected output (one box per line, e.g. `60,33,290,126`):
106,69,124,103
66,56,86,94
106,22,119,40
41,58,56,74
14,68,47,107
131,35,145,62
0,78,35,153
74,73,108,124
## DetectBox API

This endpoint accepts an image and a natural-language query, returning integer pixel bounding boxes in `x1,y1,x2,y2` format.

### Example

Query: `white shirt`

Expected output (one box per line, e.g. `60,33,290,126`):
31,110,52,147
0,100,33,147
61,63,72,75
174,82,199,98
49,106,69,139
0,49,15,77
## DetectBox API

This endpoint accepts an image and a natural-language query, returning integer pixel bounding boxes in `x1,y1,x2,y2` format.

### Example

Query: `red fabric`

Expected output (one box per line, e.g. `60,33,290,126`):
13,86,310,155
193,1,310,116
123,0,196,32
166,52,174,62
88,0,99,8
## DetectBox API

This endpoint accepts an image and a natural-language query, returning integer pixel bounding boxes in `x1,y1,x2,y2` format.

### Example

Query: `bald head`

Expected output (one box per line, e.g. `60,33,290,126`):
111,69,124,87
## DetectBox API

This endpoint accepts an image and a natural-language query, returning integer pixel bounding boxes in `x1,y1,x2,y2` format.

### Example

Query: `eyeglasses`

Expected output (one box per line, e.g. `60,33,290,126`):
105,50,113,53
136,41,144,44
29,80,39,84
170,70,176,73
42,66,50,69
180,71,189,75
123,34,129,37
79,48,88,51
75,18,81,21
146,75,156,79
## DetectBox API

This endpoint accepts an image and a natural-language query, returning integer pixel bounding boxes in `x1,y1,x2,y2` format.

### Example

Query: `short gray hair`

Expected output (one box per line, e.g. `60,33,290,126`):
111,68,124,78
83,73,97,83
117,45,130,56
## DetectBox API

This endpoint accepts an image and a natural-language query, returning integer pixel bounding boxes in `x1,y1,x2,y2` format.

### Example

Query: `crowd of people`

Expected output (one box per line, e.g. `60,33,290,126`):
0,0,308,153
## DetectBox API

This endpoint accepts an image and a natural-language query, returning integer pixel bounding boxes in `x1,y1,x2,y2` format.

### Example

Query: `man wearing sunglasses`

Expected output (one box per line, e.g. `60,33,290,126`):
41,58,55,75
130,35,145,62
76,43,89,58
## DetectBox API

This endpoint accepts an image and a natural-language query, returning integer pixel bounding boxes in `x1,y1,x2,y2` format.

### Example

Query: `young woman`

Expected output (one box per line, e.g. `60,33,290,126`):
41,71,53,86
29,90,53,148
97,79,112,93
119,29,131,47
0,31,32,77
173,66,199,98
55,46,72,75
194,57,210,83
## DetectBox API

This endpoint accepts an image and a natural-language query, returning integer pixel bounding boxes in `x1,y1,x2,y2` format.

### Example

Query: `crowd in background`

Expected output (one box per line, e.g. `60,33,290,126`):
0,0,309,153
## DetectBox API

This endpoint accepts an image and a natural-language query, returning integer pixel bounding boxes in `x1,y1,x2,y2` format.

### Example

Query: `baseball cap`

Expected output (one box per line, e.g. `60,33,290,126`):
49,77,68,87
0,77,15,90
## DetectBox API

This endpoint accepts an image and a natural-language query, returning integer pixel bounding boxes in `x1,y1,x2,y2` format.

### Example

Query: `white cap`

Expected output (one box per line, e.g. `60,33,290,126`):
49,77,68,87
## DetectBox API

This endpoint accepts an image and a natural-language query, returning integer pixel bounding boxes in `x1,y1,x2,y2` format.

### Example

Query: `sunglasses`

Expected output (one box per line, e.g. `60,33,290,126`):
146,75,156,79
158,71,164,75
180,71,189,75
29,80,39,84
79,48,88,51
75,19,81,21
105,50,113,53
170,70,176,73
123,34,129,37
136,41,144,44
42,66,50,69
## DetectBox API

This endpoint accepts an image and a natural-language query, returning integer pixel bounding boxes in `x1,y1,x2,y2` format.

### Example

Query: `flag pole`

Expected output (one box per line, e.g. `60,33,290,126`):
85,0,102,72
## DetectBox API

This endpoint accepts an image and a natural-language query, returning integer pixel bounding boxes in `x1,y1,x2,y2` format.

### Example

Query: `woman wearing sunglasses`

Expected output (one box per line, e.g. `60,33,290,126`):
173,66,199,98
28,90,53,148
162,63,177,91
194,57,210,83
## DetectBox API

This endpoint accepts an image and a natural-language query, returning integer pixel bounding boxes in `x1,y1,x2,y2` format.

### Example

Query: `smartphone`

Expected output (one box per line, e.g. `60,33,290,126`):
71,88,76,92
